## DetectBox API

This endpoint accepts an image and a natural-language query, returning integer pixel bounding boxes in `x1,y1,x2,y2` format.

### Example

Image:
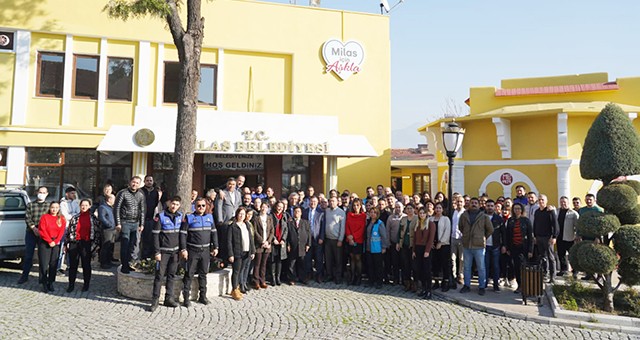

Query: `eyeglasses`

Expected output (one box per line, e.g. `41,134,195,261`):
196,204,206,208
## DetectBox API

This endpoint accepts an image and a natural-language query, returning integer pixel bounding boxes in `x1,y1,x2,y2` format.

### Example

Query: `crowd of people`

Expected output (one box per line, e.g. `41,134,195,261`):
19,176,599,312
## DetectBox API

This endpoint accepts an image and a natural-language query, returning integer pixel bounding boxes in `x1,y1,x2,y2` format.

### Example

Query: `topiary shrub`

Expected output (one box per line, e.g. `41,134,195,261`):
569,241,590,273
580,103,640,184
597,183,638,214
576,211,621,239
614,225,640,258
618,205,640,225
577,243,618,275
616,180,640,195
618,256,640,287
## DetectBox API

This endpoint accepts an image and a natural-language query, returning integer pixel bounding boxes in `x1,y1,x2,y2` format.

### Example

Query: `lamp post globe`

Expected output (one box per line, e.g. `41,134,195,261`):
441,122,465,217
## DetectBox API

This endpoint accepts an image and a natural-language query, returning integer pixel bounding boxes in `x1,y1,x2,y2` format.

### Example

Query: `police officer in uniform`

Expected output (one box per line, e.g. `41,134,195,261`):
150,196,184,312
181,197,219,307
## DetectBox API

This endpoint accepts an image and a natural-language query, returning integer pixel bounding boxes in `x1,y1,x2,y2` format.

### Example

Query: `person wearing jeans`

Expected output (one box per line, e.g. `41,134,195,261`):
19,186,50,284
114,176,145,274
484,200,504,292
458,197,494,296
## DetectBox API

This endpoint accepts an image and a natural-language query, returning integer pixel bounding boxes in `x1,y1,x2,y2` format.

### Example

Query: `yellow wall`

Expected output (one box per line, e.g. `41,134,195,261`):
459,120,501,161
0,53,15,126
510,115,557,159
0,170,6,185
223,51,292,114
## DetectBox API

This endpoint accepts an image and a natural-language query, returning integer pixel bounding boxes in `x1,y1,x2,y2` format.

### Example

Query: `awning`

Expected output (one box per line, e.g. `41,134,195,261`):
97,110,378,157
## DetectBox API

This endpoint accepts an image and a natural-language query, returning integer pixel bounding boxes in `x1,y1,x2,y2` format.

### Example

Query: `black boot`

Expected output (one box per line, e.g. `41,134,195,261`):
47,283,54,292
240,284,247,294
433,280,440,290
183,291,191,307
164,297,179,308
66,282,75,293
270,267,277,286
42,283,49,293
275,263,282,286
441,280,450,292
198,295,210,305
82,283,89,292
149,299,159,312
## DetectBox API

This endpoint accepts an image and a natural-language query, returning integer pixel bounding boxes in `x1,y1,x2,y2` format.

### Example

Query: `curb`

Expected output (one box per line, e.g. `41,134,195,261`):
432,288,640,335
545,285,640,335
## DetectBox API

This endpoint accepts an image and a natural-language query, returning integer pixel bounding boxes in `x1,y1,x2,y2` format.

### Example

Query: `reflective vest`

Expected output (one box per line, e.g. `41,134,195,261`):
370,220,383,254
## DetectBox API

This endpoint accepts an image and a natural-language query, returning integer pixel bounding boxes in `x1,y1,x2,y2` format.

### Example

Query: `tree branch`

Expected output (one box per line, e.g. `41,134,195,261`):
594,275,605,290
612,280,623,292
165,0,185,49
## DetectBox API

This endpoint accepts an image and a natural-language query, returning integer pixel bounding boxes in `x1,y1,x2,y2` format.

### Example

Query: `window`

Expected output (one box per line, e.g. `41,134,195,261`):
199,65,217,105
107,57,133,101
37,52,65,97
281,156,309,198
163,62,217,105
412,174,430,196
73,55,99,99
25,148,132,200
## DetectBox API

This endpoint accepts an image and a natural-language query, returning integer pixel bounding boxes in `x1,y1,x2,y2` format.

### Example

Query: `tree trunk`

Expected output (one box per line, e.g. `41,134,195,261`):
166,0,203,212
602,273,614,312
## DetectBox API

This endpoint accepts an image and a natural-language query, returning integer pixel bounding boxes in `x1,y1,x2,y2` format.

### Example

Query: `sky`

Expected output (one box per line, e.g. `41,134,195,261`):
262,0,640,147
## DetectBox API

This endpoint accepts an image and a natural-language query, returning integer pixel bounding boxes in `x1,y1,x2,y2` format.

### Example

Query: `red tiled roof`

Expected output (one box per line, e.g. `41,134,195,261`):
391,148,434,161
495,82,619,97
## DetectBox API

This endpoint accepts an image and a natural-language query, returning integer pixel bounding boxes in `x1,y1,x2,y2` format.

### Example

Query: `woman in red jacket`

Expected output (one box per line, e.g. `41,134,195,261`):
38,202,66,293
65,199,101,293
345,198,366,285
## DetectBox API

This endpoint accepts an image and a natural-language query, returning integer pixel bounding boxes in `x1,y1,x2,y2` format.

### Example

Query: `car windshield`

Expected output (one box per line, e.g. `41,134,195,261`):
0,193,27,212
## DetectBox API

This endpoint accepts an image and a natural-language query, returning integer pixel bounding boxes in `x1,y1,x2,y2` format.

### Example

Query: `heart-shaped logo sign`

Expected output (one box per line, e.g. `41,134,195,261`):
322,39,365,80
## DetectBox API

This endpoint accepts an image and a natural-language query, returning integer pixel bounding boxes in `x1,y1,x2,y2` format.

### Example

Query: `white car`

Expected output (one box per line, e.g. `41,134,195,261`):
0,188,30,261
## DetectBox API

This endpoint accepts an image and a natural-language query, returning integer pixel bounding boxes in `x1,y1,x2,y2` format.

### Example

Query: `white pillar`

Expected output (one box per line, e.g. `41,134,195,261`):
61,34,73,125
557,113,568,158
428,162,438,196
326,156,338,193
136,41,151,107
11,30,30,126
97,38,108,127
556,160,572,202
452,164,465,195
132,152,148,178
6,147,26,185
155,43,164,107
217,48,224,110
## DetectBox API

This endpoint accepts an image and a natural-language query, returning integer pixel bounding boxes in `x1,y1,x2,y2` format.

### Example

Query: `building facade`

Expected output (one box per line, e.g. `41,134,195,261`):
419,73,640,204
0,0,390,199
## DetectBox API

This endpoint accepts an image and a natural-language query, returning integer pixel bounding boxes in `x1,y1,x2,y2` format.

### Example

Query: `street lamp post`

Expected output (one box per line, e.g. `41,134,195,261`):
441,122,465,218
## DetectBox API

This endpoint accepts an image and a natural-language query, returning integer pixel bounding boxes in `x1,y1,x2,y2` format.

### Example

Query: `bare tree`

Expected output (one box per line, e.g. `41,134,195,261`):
105,0,203,210
440,97,469,119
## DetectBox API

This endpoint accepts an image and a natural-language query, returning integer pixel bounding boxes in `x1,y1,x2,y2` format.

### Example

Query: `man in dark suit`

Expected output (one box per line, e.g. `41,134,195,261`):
214,177,241,263
303,196,325,282
287,206,311,284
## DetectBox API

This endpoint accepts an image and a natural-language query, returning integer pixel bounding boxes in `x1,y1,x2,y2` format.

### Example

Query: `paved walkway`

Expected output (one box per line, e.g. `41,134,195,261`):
0,261,637,339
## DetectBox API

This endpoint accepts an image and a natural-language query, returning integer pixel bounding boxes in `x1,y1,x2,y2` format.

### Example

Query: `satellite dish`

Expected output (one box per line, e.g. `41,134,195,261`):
380,0,390,12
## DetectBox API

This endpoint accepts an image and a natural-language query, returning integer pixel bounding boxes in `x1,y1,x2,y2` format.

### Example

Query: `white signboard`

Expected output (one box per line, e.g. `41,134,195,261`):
203,154,264,171
322,39,364,80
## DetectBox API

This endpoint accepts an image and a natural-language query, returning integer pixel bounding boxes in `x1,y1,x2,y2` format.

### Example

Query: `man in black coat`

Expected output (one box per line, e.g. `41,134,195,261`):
287,206,311,285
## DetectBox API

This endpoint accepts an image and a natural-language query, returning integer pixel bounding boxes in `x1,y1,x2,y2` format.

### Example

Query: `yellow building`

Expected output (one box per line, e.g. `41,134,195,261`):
0,0,390,199
419,72,640,204
390,145,434,195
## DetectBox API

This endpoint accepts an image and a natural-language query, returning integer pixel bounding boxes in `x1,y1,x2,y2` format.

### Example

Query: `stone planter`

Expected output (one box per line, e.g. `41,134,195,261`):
117,265,232,302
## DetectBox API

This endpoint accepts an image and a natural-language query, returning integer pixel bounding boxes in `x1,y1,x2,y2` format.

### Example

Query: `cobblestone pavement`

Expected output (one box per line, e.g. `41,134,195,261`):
0,263,637,339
